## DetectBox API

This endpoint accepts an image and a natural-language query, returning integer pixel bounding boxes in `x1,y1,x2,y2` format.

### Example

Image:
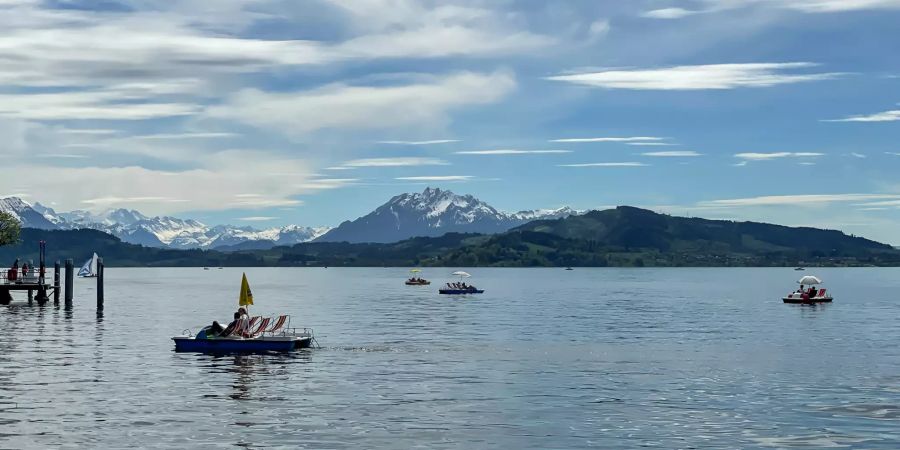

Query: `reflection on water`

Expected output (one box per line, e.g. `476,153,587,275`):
0,267,898,448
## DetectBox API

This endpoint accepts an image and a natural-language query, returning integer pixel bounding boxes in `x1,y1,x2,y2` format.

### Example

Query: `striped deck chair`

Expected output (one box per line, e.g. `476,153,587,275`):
250,317,271,337
817,288,827,298
265,315,289,335
228,317,250,338
249,316,261,329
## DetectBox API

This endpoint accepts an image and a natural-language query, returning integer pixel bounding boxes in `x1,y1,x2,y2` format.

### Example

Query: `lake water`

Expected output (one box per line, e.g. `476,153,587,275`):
1,267,899,449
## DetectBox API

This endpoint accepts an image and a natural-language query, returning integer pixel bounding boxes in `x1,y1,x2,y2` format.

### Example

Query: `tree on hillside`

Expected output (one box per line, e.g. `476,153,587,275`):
0,212,21,246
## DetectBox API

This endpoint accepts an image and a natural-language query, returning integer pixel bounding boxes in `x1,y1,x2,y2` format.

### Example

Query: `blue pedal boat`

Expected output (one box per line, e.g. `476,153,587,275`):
173,326,312,353
438,288,485,295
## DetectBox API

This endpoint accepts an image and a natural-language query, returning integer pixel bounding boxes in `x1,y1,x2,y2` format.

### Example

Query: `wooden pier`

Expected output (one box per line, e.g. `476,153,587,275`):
1,241,104,308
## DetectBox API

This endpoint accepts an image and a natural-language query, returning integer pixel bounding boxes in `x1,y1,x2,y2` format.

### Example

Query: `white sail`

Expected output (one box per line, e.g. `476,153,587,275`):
78,253,98,277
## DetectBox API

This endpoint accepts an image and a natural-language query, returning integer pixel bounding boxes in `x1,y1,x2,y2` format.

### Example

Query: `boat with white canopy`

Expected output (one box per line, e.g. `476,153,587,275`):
439,271,484,294
783,275,833,304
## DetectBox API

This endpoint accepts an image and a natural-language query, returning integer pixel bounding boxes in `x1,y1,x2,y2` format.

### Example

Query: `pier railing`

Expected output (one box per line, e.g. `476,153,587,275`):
0,269,49,285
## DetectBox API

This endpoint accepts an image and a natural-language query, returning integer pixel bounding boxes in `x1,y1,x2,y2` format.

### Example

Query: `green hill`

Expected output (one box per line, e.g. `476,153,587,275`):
433,206,898,267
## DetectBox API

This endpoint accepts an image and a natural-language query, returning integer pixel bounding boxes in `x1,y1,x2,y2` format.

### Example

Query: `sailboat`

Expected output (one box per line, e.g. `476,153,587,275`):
78,253,99,278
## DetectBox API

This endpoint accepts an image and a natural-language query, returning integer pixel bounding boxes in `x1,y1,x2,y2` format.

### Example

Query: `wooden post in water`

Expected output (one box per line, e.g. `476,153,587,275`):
27,289,33,305
53,261,61,305
96,257,104,311
64,258,74,309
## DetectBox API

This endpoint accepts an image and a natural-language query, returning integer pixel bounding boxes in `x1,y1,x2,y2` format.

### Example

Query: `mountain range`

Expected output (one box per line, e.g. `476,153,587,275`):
0,197,329,250
2,206,897,268
0,188,578,250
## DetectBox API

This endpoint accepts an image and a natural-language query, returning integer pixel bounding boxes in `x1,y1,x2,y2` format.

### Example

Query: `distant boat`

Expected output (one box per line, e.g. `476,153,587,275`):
78,253,99,278
203,267,210,270
565,267,574,271
405,268,431,285
783,275,833,304
795,267,805,271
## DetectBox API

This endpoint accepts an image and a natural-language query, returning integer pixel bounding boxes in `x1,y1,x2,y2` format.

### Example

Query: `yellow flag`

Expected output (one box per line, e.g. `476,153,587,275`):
239,272,254,306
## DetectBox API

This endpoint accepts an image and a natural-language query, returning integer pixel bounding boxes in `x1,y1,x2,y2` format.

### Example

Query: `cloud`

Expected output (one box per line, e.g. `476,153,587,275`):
238,216,278,222
0,89,199,120
763,0,900,13
377,140,460,145
700,193,900,207
455,149,571,155
824,108,900,122
887,152,900,156
856,199,900,207
851,152,867,158
642,8,700,19
644,0,900,19
641,151,702,157
206,71,516,136
734,152,824,160
395,175,473,181
0,150,344,215
627,142,678,146
342,157,449,167
558,162,648,167
128,132,238,140
547,63,842,90
588,20,611,38
550,137,665,143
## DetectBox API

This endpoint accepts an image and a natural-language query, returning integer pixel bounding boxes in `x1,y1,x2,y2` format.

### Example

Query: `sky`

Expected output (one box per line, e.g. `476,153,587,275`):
0,0,898,244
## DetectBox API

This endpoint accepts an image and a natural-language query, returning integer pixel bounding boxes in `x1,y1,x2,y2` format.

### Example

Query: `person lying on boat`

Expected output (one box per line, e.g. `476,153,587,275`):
209,308,251,337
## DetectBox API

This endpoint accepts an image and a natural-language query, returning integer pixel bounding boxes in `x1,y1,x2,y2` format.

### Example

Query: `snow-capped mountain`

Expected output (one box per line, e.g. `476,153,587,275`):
0,197,59,229
0,197,328,250
316,187,580,243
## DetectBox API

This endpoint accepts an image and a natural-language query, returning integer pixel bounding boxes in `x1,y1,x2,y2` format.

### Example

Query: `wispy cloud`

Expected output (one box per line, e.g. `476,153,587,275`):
558,162,648,167
238,216,278,222
550,137,665,143
56,128,119,135
641,151,702,157
378,140,460,145
455,149,571,155
642,0,900,20
548,63,842,90
824,107,900,122
887,152,900,156
641,8,700,19
342,157,449,167
396,175,473,181
734,152,824,161
627,142,678,146
851,152,867,158
206,71,516,137
700,193,900,207
128,132,238,140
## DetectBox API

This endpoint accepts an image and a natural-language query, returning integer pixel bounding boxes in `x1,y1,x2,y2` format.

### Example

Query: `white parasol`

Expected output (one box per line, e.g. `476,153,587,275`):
451,271,471,279
797,275,822,285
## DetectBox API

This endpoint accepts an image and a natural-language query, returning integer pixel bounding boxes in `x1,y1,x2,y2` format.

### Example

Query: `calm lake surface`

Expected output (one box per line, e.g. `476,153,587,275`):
1,267,899,449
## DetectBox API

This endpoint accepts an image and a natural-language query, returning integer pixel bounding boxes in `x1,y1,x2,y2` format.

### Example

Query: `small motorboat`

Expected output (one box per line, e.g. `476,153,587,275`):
439,271,484,295
794,267,805,271
565,267,574,271
405,268,431,285
783,275,833,304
